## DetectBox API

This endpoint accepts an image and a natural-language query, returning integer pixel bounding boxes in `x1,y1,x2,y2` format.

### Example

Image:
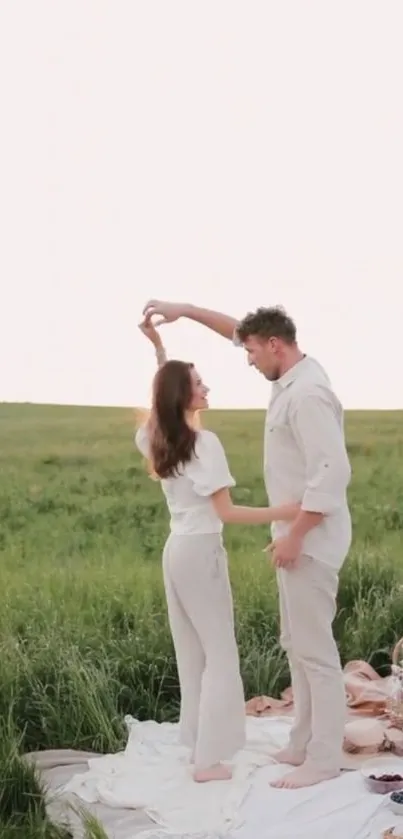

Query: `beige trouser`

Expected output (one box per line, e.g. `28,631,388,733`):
163,533,246,770
277,555,346,772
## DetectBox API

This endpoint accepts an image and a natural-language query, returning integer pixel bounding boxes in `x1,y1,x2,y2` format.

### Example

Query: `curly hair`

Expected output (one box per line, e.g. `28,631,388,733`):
236,306,297,344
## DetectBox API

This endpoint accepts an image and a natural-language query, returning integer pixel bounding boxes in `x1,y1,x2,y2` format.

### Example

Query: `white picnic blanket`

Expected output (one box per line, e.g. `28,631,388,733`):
27,716,403,839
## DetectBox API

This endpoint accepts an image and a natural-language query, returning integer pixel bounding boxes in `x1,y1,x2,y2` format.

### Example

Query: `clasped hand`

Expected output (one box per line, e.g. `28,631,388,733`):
264,533,303,569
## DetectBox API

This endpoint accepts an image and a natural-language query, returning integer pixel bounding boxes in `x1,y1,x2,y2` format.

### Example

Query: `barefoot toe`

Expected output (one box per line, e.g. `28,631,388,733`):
194,763,232,783
270,764,340,789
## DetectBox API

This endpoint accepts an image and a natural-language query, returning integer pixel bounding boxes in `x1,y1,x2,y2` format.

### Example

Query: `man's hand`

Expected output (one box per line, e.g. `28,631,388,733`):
268,533,303,569
142,300,187,326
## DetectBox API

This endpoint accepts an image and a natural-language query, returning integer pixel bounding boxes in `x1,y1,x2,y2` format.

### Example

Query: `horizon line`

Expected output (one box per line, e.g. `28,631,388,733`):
1,401,402,414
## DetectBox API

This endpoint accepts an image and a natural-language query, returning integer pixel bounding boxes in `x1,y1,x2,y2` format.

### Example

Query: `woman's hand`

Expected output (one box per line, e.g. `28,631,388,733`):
262,503,301,561
277,502,301,522
139,317,167,367
138,317,163,348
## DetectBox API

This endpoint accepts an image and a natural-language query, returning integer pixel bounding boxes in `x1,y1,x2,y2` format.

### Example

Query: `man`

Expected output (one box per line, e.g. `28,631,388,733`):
142,299,352,789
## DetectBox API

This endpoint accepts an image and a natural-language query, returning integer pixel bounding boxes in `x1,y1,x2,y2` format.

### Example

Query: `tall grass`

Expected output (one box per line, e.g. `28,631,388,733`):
1,404,402,836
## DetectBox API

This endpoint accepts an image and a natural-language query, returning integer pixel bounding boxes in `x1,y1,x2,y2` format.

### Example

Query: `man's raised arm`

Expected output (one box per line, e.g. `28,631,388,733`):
142,299,239,342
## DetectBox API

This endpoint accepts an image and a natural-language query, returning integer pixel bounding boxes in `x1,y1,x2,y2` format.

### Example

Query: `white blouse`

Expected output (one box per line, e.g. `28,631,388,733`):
135,427,235,535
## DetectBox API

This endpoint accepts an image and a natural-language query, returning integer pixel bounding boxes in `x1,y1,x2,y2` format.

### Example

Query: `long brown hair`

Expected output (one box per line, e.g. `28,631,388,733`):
147,360,198,479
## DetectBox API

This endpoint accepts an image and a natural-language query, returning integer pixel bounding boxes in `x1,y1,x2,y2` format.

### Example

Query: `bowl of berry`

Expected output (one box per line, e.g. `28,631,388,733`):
389,789,403,815
361,759,403,794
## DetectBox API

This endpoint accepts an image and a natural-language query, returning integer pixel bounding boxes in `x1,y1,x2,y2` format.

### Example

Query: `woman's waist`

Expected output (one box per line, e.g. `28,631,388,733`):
167,504,220,533
170,519,223,536
166,531,224,549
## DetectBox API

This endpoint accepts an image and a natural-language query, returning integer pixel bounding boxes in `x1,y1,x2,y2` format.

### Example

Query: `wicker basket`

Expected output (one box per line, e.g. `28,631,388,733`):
386,638,403,730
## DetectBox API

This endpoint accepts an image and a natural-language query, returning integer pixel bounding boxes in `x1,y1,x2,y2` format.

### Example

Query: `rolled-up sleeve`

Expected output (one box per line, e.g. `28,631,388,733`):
289,390,351,514
232,326,242,347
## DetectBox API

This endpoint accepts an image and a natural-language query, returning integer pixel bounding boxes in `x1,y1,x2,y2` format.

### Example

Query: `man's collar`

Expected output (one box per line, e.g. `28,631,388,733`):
277,354,308,389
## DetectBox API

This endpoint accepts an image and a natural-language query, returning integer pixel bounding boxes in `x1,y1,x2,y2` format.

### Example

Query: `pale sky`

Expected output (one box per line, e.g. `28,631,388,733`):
1,1,402,410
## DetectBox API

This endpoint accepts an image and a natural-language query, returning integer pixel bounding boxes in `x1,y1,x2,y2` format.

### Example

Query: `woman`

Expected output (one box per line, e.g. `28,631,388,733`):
135,319,299,783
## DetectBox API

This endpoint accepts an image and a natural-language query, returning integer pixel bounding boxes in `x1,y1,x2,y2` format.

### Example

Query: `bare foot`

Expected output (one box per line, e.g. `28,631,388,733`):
272,748,305,766
270,764,340,789
193,763,232,783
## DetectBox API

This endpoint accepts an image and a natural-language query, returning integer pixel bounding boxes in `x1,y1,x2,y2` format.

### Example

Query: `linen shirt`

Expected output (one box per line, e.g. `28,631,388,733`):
264,356,352,567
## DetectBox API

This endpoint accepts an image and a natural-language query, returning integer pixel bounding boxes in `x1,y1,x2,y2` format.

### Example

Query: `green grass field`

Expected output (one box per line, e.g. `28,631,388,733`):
1,403,403,837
